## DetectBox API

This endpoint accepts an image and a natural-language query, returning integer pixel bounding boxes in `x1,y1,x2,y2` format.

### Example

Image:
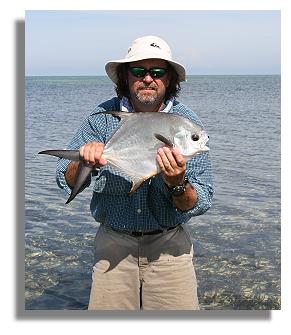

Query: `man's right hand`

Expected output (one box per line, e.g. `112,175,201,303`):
79,141,107,166
65,142,106,187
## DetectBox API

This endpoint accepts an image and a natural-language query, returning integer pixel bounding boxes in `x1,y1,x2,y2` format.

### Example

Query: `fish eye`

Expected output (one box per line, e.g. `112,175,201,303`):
191,134,199,141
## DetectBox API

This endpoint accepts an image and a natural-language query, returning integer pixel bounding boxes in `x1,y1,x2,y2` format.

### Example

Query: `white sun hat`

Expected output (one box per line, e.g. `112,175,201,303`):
105,35,186,84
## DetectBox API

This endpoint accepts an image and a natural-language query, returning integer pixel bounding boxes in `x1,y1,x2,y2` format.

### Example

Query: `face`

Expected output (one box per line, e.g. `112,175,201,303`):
127,59,171,112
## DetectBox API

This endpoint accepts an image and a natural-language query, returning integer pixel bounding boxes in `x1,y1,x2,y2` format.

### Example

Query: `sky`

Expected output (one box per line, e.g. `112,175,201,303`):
25,10,281,76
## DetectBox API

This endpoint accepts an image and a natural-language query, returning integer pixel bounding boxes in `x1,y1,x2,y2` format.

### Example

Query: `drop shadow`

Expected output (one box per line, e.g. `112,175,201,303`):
17,17,271,321
15,19,25,318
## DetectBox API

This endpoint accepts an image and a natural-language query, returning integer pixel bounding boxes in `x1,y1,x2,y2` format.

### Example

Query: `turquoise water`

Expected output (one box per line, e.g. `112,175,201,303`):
25,75,280,310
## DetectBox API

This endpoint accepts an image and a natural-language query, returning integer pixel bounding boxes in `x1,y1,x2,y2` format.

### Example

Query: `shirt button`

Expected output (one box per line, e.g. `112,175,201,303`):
137,208,142,214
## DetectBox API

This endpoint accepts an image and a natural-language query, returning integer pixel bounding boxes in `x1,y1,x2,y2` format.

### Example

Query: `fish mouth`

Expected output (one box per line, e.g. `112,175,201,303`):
201,145,210,151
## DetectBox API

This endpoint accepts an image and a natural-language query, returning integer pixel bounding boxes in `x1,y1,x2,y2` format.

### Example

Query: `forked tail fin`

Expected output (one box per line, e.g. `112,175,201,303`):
38,149,94,204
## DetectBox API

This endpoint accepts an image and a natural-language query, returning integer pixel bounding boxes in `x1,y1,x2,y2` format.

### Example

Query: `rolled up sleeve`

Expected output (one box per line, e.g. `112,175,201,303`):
176,151,213,222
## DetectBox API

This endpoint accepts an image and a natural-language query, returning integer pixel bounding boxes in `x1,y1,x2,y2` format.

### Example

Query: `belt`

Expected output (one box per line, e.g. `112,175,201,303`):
111,225,179,237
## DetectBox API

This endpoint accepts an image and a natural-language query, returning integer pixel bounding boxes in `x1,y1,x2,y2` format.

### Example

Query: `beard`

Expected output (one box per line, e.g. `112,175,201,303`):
135,87,159,105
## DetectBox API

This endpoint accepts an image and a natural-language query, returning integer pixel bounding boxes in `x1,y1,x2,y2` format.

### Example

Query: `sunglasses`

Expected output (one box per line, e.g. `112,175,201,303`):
129,67,168,78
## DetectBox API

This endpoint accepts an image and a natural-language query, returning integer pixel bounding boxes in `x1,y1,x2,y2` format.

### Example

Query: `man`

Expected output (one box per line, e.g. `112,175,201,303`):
56,36,213,310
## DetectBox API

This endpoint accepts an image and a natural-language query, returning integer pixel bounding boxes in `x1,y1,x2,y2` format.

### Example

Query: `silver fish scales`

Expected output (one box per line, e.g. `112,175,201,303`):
39,111,209,203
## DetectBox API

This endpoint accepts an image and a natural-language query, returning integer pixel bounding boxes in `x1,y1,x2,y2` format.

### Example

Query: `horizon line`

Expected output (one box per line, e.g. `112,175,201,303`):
25,73,281,77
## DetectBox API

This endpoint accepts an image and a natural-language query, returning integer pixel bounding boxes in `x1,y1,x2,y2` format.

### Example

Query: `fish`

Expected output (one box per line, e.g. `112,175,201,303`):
39,111,210,203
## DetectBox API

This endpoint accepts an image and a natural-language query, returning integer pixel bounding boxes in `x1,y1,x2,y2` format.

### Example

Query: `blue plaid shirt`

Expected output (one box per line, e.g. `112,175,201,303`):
56,97,213,232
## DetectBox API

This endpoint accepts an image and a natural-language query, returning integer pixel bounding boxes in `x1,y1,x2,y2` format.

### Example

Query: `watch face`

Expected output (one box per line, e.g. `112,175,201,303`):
171,185,186,196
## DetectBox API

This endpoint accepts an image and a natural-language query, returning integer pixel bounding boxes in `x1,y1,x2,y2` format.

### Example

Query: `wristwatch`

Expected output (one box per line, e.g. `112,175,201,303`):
167,176,189,197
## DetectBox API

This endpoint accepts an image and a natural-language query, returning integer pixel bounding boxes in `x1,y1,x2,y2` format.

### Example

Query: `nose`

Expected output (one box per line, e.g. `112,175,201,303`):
142,73,154,83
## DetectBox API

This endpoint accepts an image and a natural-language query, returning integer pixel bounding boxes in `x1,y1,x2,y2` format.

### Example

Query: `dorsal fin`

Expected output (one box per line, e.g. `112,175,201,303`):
95,111,135,121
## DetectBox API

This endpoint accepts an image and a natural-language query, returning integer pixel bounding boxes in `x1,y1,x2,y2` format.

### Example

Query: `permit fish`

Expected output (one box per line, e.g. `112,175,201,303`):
39,111,209,203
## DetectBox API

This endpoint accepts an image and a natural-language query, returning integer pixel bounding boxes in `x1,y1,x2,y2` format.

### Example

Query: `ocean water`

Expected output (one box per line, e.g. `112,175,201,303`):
25,75,281,310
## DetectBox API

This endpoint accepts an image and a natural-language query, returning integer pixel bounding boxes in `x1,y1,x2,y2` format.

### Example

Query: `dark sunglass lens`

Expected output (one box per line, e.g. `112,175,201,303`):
129,67,167,78
130,67,146,77
150,68,167,78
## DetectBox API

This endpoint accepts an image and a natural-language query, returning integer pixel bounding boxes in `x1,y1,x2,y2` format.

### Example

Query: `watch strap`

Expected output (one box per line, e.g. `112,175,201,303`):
167,176,189,196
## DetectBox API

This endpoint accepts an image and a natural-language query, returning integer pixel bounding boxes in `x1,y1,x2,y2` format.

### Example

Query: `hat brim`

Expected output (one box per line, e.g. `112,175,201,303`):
105,55,186,84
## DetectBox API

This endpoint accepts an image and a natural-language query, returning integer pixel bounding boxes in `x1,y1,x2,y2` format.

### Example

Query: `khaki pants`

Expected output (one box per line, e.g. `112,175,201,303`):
88,224,199,310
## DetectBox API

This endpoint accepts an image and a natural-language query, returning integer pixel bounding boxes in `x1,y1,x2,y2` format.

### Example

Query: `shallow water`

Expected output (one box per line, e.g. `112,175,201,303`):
25,75,280,310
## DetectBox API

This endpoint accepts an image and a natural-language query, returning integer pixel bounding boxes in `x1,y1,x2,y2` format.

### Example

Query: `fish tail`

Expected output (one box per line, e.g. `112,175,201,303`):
38,149,80,161
65,162,94,204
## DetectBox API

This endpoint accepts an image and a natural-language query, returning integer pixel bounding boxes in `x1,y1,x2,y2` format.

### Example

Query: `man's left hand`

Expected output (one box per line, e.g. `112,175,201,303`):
156,147,186,187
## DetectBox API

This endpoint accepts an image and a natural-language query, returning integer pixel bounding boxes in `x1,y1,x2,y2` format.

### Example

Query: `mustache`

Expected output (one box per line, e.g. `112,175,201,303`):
137,84,157,90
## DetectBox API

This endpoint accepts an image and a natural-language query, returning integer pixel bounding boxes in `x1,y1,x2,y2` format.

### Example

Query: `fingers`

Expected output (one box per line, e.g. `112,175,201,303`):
79,142,106,166
157,147,175,173
157,147,185,171
172,147,186,168
156,147,186,186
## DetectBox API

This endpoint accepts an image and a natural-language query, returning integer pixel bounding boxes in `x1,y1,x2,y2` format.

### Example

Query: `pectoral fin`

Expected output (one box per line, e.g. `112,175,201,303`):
154,133,174,147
